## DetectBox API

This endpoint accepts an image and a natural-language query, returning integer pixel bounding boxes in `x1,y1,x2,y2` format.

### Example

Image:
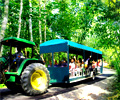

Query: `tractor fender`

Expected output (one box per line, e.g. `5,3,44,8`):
17,58,44,76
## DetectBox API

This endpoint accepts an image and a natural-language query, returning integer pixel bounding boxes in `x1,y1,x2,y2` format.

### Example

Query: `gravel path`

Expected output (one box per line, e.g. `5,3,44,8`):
42,68,115,100
0,68,115,100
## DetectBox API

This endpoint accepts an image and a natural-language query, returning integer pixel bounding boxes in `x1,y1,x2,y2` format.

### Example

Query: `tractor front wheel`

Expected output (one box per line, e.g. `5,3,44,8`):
20,63,50,95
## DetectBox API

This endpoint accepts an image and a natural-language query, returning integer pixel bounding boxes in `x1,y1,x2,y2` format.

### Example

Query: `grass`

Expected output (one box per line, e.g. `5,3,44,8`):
103,63,120,100
0,84,7,89
107,76,120,100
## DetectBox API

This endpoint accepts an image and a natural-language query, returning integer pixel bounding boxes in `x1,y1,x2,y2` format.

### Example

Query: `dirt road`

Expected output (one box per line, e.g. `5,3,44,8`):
0,68,115,100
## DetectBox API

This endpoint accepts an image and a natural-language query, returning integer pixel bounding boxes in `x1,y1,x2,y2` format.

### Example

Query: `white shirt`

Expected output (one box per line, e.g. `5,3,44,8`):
69,62,75,69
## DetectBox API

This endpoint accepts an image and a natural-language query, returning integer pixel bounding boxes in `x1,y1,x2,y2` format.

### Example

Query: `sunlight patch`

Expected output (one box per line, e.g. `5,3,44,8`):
79,85,110,99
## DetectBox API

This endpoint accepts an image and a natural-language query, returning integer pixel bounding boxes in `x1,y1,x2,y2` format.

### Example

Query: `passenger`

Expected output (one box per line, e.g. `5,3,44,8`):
88,57,93,72
100,59,102,72
85,56,91,68
100,59,102,67
58,59,67,67
85,56,92,75
63,59,67,67
92,60,97,69
97,59,100,67
54,60,58,67
81,59,84,68
74,56,76,62
97,59,101,72
76,59,81,68
69,58,75,76
73,56,80,76
81,59,85,75
61,60,64,67
69,58,75,67
76,59,82,76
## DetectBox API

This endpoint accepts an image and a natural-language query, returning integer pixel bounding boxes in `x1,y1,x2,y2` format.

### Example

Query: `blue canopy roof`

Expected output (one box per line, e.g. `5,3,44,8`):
40,39,102,54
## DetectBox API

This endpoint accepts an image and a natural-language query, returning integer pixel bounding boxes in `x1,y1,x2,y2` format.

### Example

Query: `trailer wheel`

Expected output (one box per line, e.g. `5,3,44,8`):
20,63,50,95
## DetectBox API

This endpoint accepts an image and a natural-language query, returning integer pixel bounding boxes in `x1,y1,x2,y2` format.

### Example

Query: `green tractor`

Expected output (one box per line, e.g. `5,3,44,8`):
0,37,50,95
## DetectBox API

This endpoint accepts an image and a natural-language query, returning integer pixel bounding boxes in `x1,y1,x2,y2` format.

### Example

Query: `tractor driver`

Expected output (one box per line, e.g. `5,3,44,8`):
13,47,24,70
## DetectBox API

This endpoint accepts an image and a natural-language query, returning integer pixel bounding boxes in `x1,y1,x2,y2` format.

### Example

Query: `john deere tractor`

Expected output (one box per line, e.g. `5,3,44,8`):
0,37,50,95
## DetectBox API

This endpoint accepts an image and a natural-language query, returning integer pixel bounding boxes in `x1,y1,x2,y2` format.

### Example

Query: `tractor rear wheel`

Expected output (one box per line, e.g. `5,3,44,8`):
20,63,50,95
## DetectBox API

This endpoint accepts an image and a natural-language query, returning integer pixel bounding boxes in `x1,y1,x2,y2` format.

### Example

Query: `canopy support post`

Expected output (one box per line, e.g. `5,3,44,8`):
83,50,85,63
8,43,12,71
67,45,69,83
101,55,103,73
52,52,54,67
97,54,98,67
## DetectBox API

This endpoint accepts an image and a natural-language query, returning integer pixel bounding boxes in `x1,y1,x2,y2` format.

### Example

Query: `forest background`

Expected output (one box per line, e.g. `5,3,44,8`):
0,0,120,98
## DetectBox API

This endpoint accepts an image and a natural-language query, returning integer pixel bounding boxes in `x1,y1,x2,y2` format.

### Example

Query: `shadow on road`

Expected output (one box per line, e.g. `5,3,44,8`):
0,89,23,100
0,73,114,100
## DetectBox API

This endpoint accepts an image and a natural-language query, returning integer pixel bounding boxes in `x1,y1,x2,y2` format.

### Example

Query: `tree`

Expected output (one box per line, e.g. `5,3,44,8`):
17,0,23,38
29,0,33,41
44,0,46,42
39,0,42,44
0,0,9,56
0,0,9,40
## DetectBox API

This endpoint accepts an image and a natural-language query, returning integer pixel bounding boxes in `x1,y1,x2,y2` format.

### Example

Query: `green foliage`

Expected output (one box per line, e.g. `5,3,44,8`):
0,0,120,79
0,0,4,27
107,77,120,99
0,84,6,88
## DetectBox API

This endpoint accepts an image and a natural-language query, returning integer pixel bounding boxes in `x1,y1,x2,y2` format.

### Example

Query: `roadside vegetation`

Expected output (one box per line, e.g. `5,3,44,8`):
106,76,120,100
0,84,6,88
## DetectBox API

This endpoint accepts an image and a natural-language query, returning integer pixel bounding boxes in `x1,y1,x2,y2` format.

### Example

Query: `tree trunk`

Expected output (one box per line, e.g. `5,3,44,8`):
17,0,23,38
39,0,42,44
0,0,9,40
0,0,9,56
29,0,33,42
44,0,46,42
